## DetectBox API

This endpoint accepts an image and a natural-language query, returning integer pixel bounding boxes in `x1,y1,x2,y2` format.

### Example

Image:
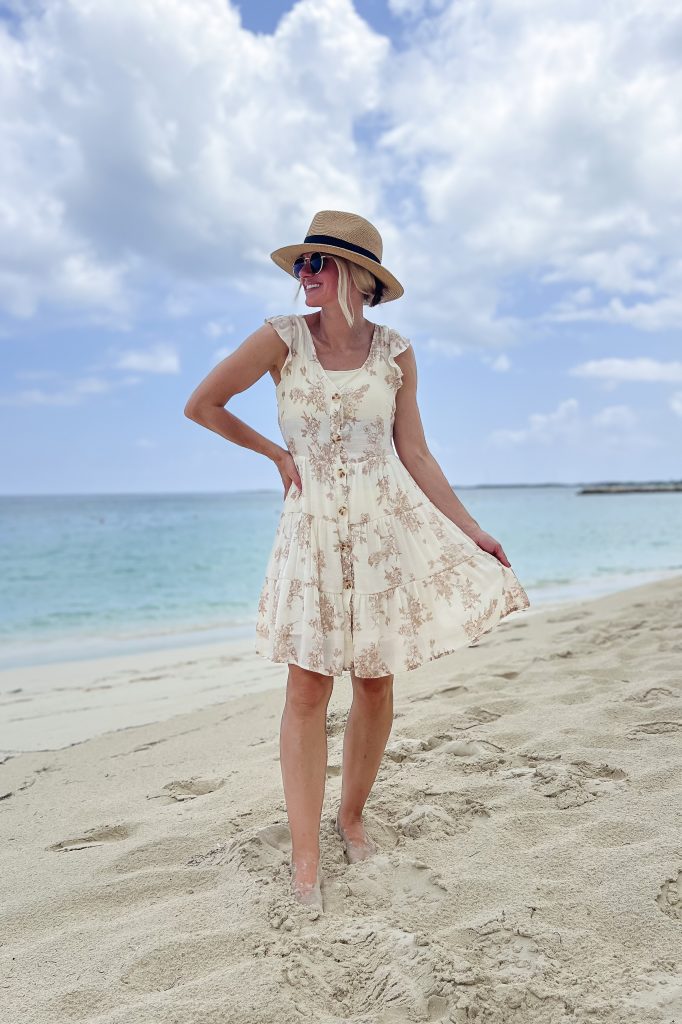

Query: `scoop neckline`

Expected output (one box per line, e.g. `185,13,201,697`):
299,315,380,378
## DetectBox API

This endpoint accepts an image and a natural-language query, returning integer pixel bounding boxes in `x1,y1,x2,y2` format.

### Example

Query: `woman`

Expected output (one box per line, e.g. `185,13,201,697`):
184,210,530,912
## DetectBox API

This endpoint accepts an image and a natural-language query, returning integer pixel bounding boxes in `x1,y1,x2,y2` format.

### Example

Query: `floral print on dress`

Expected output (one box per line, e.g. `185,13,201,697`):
255,313,531,678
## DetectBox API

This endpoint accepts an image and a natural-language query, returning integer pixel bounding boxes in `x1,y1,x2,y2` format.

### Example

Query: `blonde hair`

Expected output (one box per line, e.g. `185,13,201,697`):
295,255,384,327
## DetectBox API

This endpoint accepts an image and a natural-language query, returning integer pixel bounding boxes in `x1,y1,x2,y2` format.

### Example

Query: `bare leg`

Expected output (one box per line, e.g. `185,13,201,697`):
337,671,394,854
280,664,333,892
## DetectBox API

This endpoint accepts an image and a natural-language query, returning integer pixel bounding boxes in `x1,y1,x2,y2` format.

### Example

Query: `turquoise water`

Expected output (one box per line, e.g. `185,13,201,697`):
1,487,680,669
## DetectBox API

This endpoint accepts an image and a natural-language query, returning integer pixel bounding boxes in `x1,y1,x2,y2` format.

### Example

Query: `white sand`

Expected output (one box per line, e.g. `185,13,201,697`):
0,635,282,753
1,575,681,1023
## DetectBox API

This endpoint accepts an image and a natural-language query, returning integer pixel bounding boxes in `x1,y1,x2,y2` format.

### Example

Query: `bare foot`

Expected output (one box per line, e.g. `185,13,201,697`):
335,812,378,863
289,857,323,909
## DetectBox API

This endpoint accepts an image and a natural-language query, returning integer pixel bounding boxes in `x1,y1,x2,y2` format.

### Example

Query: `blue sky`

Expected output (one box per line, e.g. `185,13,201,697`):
1,0,681,494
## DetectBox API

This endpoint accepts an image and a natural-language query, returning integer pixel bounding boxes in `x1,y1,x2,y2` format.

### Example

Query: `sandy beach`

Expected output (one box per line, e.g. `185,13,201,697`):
2,575,681,1023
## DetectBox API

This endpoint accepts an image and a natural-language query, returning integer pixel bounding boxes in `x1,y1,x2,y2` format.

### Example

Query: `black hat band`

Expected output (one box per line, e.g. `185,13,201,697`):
303,234,381,265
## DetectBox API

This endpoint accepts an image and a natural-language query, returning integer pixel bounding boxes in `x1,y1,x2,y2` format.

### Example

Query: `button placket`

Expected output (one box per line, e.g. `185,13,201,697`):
331,389,353,594
340,533,353,590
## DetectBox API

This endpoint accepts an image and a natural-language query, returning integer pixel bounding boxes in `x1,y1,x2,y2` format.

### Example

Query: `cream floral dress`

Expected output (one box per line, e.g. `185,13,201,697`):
255,313,530,678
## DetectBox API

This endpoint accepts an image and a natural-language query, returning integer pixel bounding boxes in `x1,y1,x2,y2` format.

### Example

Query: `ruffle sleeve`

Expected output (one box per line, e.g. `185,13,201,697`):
264,314,296,382
386,326,412,390
264,314,295,351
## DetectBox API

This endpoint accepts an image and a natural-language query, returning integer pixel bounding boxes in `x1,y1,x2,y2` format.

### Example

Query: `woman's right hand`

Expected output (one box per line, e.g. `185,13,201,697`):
274,449,303,498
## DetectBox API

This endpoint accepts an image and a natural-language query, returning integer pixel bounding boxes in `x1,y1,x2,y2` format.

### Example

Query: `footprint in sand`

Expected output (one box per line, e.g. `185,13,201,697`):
656,869,682,922
408,683,469,702
384,732,504,764
387,731,587,807
531,760,628,809
626,721,682,740
625,687,677,705
151,777,225,802
279,919,462,1020
47,823,133,853
458,914,561,993
464,706,503,724
337,855,448,916
374,856,448,901
187,822,292,874
396,793,491,838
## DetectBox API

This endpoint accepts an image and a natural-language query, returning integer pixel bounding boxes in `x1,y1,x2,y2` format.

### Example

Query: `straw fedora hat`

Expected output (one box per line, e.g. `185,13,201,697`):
270,210,404,304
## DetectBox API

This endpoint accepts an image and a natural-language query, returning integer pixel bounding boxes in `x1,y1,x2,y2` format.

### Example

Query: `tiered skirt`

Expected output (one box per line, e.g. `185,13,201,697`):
255,451,530,678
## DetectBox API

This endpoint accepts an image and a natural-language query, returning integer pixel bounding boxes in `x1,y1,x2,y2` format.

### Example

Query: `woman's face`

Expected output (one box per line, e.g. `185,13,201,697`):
298,250,339,307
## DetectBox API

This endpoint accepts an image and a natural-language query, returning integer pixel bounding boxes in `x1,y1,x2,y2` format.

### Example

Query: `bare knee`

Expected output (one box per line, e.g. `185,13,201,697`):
350,671,393,705
285,664,334,716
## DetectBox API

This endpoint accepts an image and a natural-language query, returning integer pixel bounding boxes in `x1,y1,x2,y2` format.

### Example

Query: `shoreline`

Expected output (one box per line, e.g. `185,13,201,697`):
1,569,681,755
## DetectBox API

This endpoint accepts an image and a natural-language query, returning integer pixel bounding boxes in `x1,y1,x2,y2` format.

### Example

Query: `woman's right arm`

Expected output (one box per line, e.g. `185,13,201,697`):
184,322,302,491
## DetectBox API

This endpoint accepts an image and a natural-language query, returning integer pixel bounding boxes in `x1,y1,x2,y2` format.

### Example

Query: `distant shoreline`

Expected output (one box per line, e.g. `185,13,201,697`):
577,482,682,494
2,479,682,496
462,481,682,492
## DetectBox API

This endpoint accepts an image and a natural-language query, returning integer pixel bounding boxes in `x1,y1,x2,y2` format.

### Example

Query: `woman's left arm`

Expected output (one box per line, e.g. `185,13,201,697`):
392,345,512,567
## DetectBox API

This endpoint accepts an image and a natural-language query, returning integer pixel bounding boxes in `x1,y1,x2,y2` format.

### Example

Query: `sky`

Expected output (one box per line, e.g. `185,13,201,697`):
1,0,681,494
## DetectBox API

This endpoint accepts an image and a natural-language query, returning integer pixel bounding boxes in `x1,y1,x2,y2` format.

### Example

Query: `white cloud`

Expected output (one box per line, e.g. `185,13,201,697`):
1,0,682,350
0,0,388,320
592,404,637,429
547,295,682,331
0,375,111,406
425,336,464,358
670,391,682,417
491,398,580,445
377,0,682,339
114,344,180,374
491,397,652,449
570,358,682,384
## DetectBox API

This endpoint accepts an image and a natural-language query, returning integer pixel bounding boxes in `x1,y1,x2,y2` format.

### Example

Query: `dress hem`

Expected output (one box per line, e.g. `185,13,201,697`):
253,591,530,679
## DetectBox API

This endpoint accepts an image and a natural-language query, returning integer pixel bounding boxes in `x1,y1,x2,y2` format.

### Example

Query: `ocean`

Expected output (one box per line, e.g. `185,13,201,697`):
1,486,680,670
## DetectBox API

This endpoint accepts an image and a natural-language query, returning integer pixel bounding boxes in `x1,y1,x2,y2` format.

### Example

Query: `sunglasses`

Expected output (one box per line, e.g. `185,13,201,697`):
292,252,329,279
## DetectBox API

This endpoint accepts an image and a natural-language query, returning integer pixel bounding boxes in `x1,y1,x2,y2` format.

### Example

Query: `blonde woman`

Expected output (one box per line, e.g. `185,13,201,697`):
184,211,530,911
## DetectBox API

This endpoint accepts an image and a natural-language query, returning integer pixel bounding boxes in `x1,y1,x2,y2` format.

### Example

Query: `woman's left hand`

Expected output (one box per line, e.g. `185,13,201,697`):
469,528,511,567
